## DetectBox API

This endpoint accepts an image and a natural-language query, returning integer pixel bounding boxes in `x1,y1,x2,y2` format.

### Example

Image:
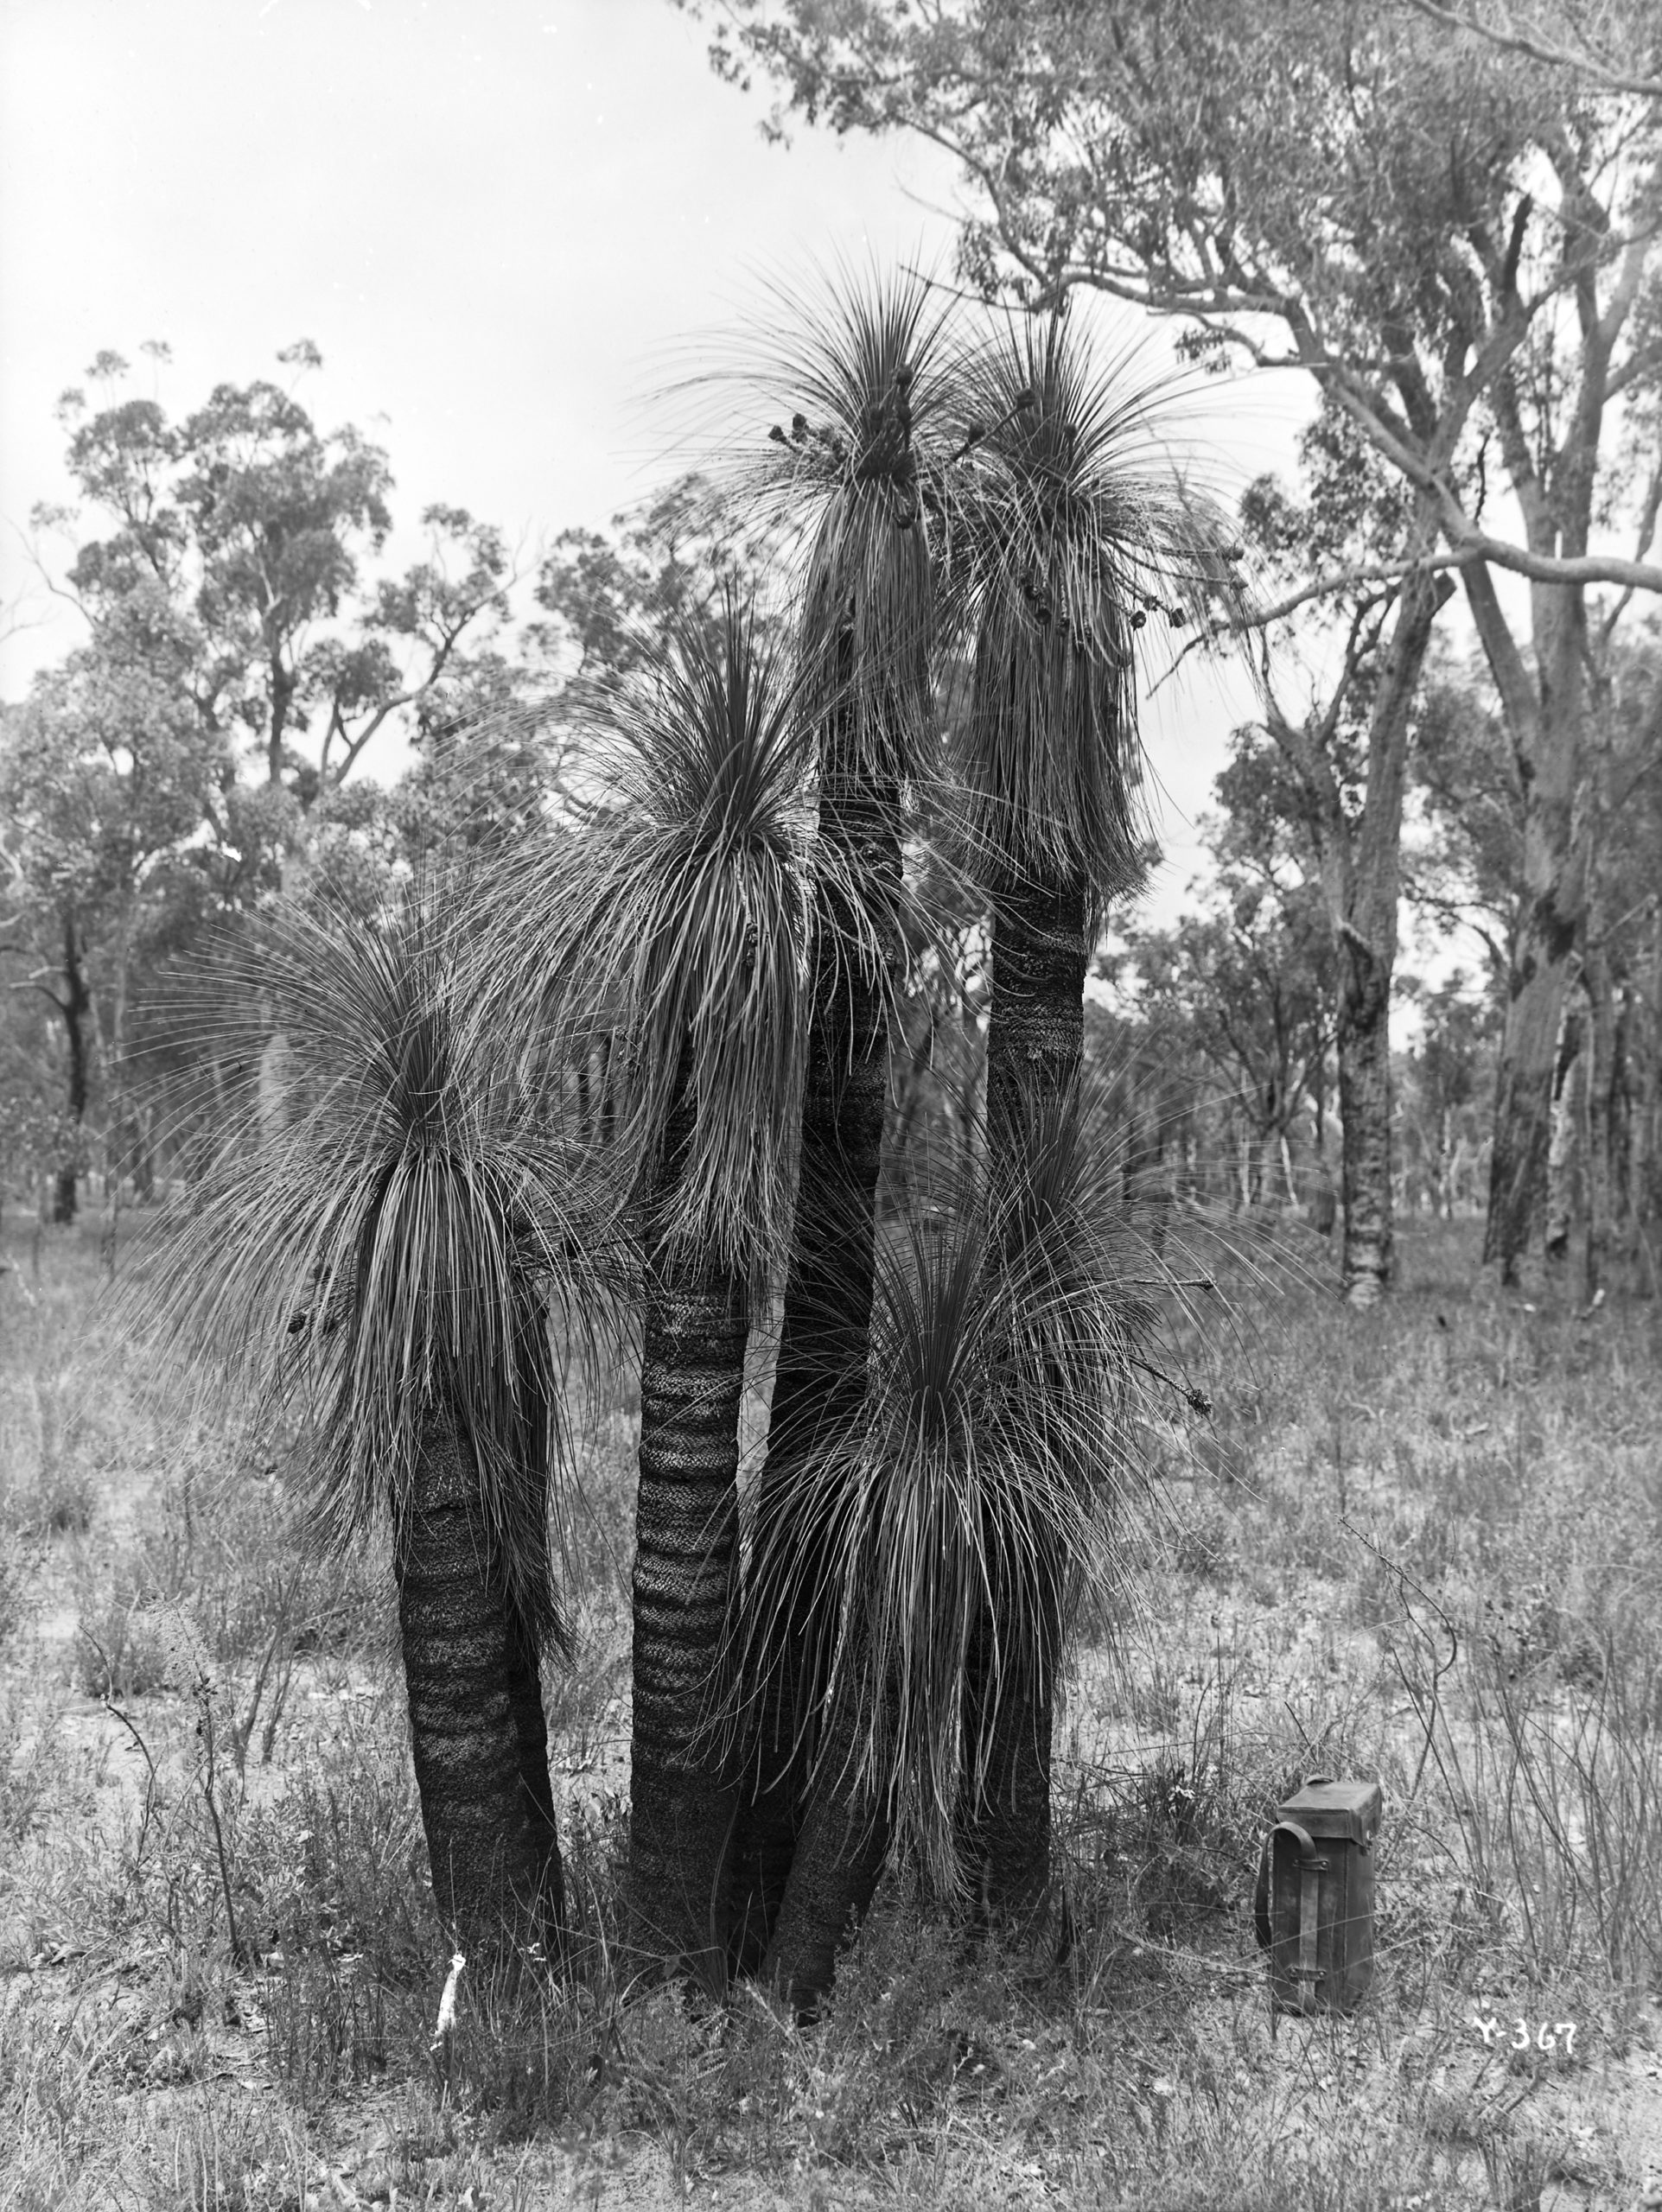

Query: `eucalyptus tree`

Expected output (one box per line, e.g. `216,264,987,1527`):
44,345,514,817
935,313,1232,1916
477,601,847,1989
131,885,616,1965
1415,631,1662,1293
712,269,957,1970
1232,402,1455,1301
0,579,232,1222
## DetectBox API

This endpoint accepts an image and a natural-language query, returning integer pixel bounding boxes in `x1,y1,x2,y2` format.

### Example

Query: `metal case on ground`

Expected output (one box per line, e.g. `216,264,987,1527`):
1253,1775,1384,2013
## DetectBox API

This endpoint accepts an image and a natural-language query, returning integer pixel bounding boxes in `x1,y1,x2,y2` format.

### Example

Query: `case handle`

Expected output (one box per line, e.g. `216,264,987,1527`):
1268,1819,1328,2012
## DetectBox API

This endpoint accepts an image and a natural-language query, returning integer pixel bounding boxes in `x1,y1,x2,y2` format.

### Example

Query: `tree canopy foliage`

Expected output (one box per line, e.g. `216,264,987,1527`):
678,0,1662,1287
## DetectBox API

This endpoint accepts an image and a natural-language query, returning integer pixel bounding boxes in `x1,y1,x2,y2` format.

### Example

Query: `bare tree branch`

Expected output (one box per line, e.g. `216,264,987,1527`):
1397,0,1662,100
1208,532,1662,643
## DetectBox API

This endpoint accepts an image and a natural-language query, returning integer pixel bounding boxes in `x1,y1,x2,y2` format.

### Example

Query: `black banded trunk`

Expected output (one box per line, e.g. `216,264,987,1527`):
398,1414,557,1963
955,868,1088,1923
629,1077,747,1989
984,874,1089,1146
728,756,900,1975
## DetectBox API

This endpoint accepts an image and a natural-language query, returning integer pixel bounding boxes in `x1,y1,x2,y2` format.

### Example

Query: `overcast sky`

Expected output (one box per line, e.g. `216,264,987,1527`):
1,0,1316,922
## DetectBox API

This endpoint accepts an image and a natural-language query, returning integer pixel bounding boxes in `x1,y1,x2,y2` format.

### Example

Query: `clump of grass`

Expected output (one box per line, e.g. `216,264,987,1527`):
108,1459,393,1670
1,1988,143,2207
2,1460,97,1540
242,1695,432,1980
72,1459,392,1762
556,1786,632,1974
73,1602,173,1699
128,2084,314,2212
0,1368,97,1536
1397,1613,1662,2002
264,1945,398,2115
239,1689,451,2116
0,1531,34,1648
0,1683,55,1848
432,1967,635,2147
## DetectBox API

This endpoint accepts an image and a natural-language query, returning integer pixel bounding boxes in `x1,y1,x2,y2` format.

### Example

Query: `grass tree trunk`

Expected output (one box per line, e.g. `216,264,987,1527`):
758,1665,893,2014
983,875,1090,1147
502,1637,564,1940
728,751,901,1976
957,1621,1055,1931
502,1461,566,1948
398,1414,558,1967
629,1077,747,1992
957,868,1089,1926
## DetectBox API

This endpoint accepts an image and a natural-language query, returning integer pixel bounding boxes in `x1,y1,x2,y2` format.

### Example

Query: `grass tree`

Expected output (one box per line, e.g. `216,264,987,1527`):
131,886,613,1967
479,601,846,1991
723,1086,1165,2009
939,312,1237,1919
715,266,957,1969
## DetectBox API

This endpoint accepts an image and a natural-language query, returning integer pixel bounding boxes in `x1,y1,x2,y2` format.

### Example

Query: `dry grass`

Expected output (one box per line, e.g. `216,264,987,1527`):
3,1211,1661,2209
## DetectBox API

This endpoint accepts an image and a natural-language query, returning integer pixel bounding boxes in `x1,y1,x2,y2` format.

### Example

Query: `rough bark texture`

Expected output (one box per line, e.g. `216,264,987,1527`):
52,913,91,1226
1461,196,1622,1288
1584,954,1614,1300
629,1082,747,1990
1641,906,1662,1291
1544,983,1586,1274
1267,562,1449,1306
1485,878,1583,1287
398,1415,551,1964
1335,931,1393,1308
953,869,1087,1921
727,759,900,1976
984,874,1089,1148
